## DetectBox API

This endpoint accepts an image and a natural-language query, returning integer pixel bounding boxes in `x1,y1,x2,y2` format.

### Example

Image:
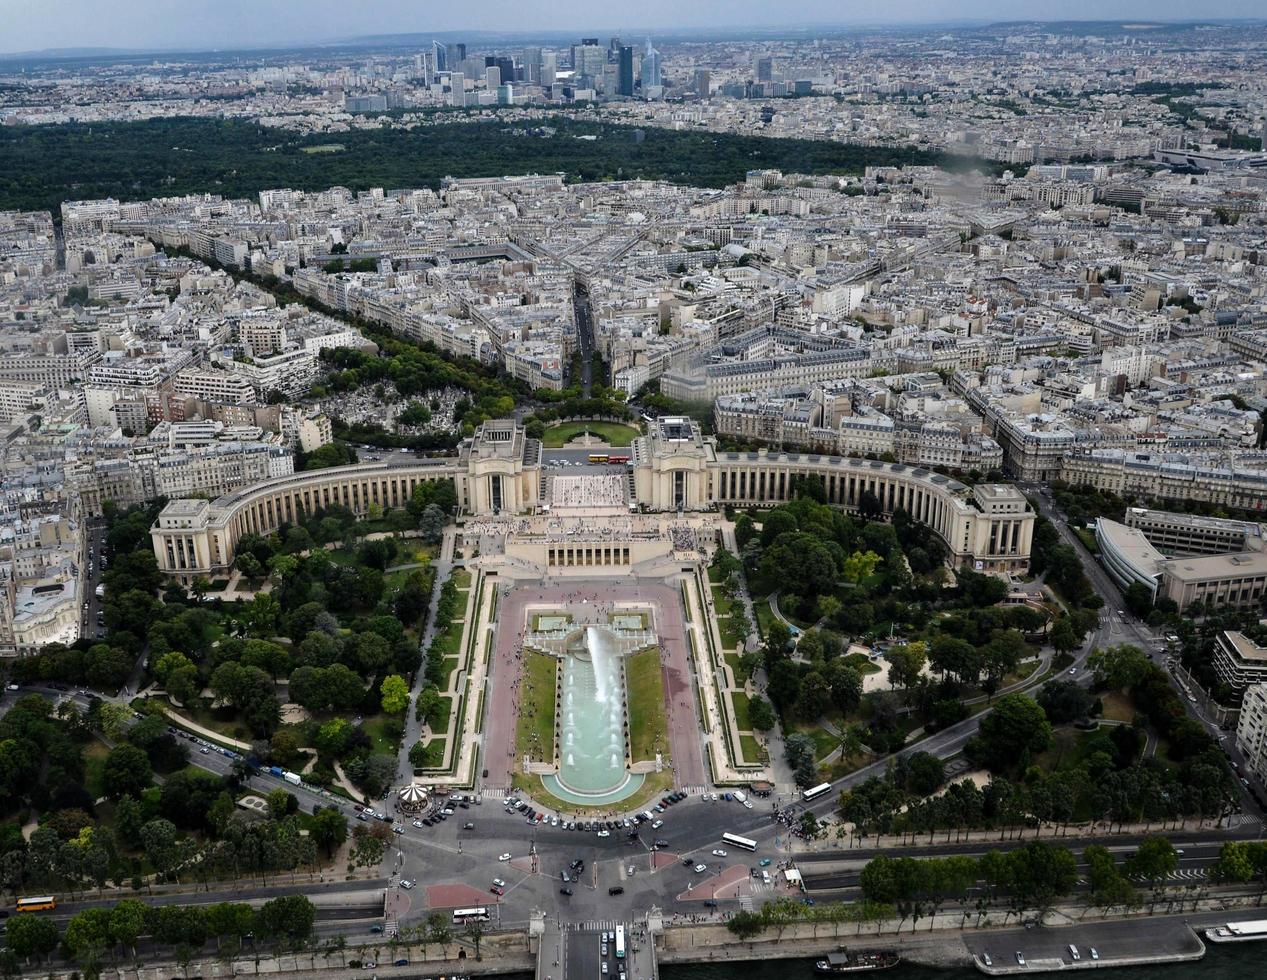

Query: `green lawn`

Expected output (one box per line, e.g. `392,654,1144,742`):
83,740,109,799
794,724,842,762
434,618,463,658
843,652,882,675
717,615,748,649
452,568,472,591
731,691,752,731
626,647,669,762
753,594,777,638
363,713,405,754
739,734,765,765
541,420,640,448
724,651,749,684
710,587,739,619
428,693,453,733
415,738,447,769
515,651,557,764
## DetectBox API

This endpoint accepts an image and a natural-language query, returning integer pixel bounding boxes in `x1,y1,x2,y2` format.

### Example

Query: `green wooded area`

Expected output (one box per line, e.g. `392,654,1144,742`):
0,115,983,215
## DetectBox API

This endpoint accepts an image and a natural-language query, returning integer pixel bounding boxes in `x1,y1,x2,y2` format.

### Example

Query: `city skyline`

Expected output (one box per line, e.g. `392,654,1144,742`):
4,1,1267,56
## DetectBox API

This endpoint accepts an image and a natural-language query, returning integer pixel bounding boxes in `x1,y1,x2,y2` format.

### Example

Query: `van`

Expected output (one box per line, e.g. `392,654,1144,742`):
761,870,771,885
608,886,624,896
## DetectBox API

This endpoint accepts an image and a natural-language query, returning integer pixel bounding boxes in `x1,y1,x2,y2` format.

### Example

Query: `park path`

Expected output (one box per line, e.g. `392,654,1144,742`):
395,526,457,784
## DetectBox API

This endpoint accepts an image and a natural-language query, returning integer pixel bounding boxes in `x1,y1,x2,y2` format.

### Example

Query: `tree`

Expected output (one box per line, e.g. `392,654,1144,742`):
842,550,882,585
1050,617,1079,655
6,914,59,963
258,895,316,943
825,660,863,718
903,752,946,796
311,808,349,857
102,744,154,800
747,695,776,732
61,907,111,966
96,701,134,741
1088,644,1151,690
886,643,927,699
350,827,387,872
726,909,765,940
1036,680,1096,724
380,674,410,714
108,899,147,957
966,694,1051,773
418,504,446,544
1123,581,1154,619
140,818,180,880
1124,836,1178,884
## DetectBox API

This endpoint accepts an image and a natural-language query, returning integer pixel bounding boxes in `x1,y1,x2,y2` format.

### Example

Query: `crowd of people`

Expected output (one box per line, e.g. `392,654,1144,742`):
549,473,628,509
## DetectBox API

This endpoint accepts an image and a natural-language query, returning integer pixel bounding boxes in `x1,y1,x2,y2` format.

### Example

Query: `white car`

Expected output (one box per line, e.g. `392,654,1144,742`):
551,816,558,827
652,819,663,829
742,800,754,809
400,879,415,890
499,853,512,861
492,878,506,888
711,849,728,857
597,830,610,838
412,820,424,828
694,863,708,873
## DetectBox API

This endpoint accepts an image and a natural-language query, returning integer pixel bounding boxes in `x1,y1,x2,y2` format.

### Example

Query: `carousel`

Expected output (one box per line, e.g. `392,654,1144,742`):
397,783,430,814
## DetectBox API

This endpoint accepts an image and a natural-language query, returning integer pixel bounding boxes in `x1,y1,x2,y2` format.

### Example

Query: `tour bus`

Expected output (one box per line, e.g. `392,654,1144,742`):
15,896,56,913
588,453,610,464
802,782,833,803
615,924,626,959
452,907,491,925
608,454,630,464
721,832,758,852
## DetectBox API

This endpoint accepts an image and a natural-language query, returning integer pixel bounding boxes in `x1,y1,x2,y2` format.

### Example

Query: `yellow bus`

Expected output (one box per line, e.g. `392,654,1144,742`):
587,453,609,464
15,896,56,913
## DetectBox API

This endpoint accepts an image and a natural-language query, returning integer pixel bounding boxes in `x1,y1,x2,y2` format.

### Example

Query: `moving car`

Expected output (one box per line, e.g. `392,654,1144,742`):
1090,949,1099,961
400,880,414,890
492,878,505,888
560,887,573,896
597,829,610,838
694,863,708,873
608,886,624,895
499,853,511,861
1015,952,1026,966
711,849,728,857
982,954,993,967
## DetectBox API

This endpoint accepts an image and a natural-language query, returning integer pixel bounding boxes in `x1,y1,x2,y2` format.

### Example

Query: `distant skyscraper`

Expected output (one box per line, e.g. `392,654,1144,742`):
642,38,661,90
485,66,501,89
618,46,634,97
575,41,604,83
446,43,466,69
541,51,557,86
755,55,773,82
609,37,623,61
413,52,427,79
432,40,447,74
450,72,465,106
694,69,711,98
522,46,543,84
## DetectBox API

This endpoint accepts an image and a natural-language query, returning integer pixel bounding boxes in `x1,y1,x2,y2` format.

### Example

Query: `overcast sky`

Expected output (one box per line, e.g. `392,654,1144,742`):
2,0,1264,54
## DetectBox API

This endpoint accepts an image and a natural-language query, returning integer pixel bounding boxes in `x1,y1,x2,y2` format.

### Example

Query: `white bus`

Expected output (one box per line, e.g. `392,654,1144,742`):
452,907,490,925
802,782,832,802
721,832,757,852
615,924,626,959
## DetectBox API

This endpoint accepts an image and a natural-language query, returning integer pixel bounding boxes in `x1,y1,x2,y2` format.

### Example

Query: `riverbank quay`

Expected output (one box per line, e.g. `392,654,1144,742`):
655,891,1267,973
970,917,1205,975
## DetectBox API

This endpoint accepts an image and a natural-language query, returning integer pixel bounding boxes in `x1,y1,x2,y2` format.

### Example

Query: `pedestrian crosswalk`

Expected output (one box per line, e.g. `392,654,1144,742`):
569,920,625,933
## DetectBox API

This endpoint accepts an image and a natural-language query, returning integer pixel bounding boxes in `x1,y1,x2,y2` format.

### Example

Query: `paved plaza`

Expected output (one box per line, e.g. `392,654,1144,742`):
484,581,707,800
